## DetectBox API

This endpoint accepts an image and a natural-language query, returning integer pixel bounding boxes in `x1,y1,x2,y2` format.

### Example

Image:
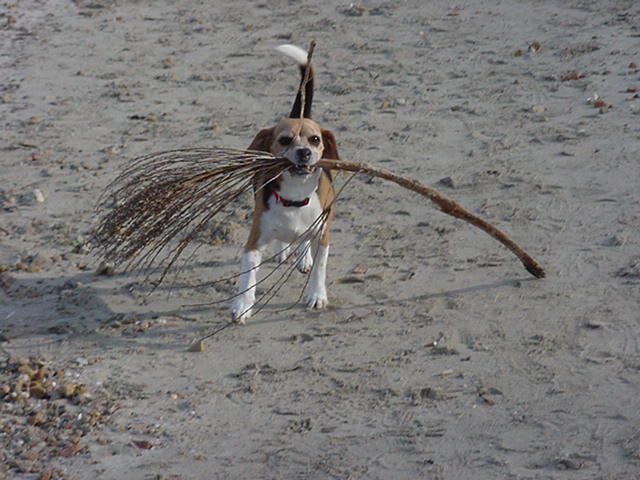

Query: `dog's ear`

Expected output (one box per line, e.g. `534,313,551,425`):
248,128,275,152
321,129,340,160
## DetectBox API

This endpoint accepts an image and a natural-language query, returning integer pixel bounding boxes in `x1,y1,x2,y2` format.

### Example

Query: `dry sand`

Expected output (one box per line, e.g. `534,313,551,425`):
1,0,640,478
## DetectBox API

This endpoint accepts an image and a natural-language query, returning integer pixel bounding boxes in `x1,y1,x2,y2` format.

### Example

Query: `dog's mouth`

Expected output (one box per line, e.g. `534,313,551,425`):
289,164,316,176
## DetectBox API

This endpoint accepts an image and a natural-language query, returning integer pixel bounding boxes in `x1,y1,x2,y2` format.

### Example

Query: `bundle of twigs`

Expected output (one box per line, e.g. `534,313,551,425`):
94,147,545,288
94,148,288,285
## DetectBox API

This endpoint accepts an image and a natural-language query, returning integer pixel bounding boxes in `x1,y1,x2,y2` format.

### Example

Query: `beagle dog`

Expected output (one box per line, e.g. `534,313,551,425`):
231,44,340,323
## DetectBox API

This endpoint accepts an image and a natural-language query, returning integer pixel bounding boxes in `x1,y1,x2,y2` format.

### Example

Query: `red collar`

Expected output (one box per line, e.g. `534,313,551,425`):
272,190,310,207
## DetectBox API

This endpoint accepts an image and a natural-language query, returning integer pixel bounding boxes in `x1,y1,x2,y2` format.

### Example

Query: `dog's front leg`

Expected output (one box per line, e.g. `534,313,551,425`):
306,243,329,309
232,249,262,323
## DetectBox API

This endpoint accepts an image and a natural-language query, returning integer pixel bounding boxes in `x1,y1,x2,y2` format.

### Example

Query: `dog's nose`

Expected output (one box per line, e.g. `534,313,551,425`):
296,148,312,163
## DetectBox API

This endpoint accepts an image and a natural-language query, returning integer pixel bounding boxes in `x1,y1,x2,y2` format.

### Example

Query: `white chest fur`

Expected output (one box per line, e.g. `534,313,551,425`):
260,169,324,244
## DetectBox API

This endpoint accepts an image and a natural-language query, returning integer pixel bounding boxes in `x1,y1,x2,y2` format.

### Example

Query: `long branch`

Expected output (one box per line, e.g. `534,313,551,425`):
317,158,545,278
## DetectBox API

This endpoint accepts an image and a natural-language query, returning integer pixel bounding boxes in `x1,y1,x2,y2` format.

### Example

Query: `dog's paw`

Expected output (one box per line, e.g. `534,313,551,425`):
306,291,328,310
296,248,313,274
231,295,254,324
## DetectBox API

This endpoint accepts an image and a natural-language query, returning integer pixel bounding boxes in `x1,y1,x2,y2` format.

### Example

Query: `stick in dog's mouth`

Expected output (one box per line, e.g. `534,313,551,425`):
288,163,317,176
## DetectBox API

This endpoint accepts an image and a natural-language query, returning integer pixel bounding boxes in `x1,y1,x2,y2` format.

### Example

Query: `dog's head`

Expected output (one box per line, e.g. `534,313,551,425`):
248,118,340,176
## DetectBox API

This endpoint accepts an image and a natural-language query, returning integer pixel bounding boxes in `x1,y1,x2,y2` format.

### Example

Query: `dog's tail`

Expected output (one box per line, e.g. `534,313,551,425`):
276,44,314,119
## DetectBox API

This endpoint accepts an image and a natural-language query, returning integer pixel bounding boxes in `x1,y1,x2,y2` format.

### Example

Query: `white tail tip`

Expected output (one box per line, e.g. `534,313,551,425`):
276,44,308,66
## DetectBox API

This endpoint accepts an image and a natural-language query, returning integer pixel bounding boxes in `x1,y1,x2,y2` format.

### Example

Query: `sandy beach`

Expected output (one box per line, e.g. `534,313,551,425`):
1,0,639,478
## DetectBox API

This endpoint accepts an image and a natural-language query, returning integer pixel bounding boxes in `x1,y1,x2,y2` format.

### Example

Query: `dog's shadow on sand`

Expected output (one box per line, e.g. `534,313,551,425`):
1,263,532,353
0,264,234,353
224,277,535,328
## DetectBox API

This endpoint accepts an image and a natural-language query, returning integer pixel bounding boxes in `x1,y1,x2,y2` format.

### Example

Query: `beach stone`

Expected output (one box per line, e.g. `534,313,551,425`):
28,253,51,268
437,176,456,189
95,262,115,276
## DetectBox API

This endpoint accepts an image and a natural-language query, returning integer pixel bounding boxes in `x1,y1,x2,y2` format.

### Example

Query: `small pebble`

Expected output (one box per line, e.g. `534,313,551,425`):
29,253,51,268
95,262,115,276
437,176,456,189
187,340,206,352
603,235,625,247
33,189,45,203
291,333,314,343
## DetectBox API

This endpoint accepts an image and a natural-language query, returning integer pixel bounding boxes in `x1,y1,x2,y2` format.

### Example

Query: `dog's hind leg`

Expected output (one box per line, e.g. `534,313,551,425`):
295,240,313,274
272,240,292,264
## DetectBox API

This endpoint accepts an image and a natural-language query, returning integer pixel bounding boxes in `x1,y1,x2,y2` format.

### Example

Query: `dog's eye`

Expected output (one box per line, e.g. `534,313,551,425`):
278,136,293,146
309,135,321,146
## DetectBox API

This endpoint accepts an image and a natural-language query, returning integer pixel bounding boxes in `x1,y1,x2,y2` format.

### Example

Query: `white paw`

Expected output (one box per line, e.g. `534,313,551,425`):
306,290,328,310
296,247,313,274
231,295,254,324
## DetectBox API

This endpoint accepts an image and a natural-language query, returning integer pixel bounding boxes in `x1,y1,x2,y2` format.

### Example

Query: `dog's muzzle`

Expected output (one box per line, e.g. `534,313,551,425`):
289,147,317,175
